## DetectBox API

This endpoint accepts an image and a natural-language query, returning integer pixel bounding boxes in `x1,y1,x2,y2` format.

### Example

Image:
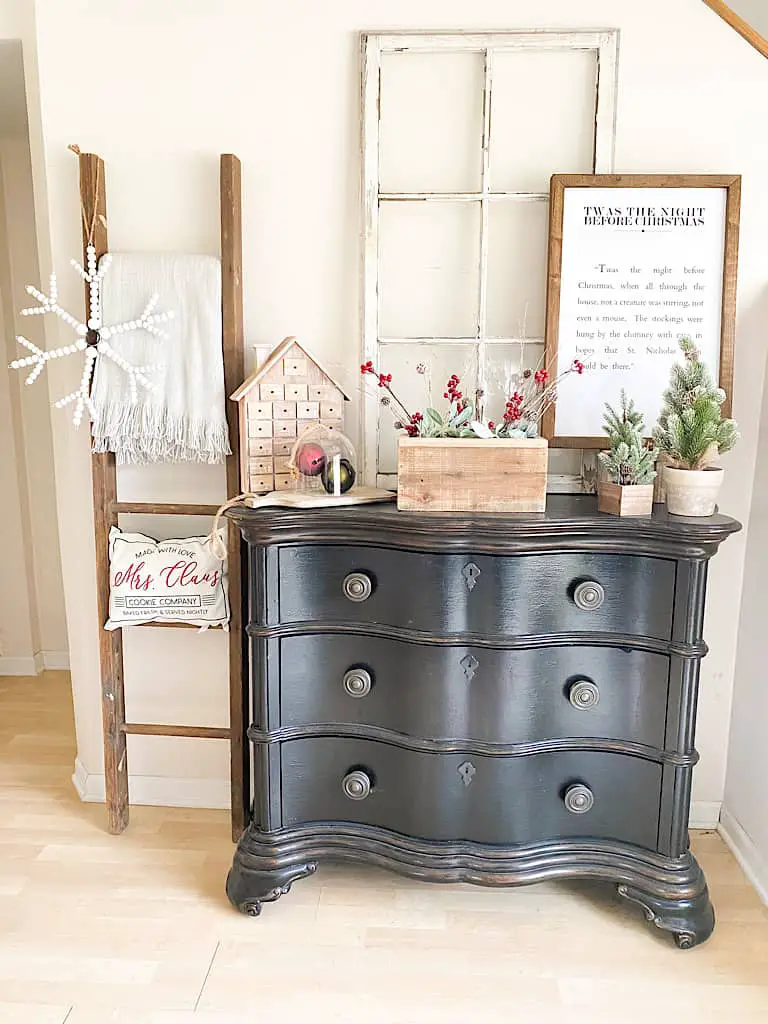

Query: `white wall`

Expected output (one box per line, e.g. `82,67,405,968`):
0,4,25,43
721,286,768,903
719,0,768,885
0,36,68,674
0,38,39,673
6,0,767,812
0,197,38,672
0,138,69,665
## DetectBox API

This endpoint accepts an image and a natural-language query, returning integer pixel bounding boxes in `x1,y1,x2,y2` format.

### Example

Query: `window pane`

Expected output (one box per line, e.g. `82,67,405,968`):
480,345,586,484
489,49,597,192
548,447,584,479
477,341,543,425
486,200,548,338
379,200,480,338
376,343,478,474
379,51,484,193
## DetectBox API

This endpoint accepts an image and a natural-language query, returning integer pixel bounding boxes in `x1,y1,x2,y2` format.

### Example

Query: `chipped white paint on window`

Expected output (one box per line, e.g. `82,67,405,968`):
361,30,619,490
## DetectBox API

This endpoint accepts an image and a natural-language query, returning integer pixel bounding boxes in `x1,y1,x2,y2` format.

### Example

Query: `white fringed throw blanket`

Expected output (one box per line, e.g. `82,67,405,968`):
91,253,231,464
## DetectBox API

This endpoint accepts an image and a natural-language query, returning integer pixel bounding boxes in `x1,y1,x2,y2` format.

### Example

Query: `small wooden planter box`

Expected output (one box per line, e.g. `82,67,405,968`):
598,482,654,517
397,437,548,513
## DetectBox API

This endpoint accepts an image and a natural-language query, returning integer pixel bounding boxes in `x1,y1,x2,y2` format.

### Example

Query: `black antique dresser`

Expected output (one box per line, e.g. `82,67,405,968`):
226,497,739,947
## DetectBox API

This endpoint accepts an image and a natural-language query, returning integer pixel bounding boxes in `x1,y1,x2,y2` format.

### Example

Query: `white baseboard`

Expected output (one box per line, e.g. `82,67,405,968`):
718,807,768,906
71,757,230,810
41,650,70,671
71,756,91,800
689,801,722,829
0,655,39,676
0,651,70,675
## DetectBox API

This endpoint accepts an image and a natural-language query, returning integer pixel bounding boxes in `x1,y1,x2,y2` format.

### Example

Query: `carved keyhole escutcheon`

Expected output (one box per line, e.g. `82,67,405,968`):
462,562,481,592
460,654,479,681
458,761,476,787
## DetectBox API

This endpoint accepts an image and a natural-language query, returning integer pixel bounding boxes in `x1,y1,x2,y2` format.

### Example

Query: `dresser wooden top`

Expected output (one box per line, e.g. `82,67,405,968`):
228,495,740,559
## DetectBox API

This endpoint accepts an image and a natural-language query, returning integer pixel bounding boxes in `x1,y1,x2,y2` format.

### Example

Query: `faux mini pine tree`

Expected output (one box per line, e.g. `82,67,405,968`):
598,390,657,486
653,337,738,469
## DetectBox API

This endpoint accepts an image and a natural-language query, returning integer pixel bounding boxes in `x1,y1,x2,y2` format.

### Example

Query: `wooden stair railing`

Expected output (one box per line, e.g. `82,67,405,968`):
702,0,768,60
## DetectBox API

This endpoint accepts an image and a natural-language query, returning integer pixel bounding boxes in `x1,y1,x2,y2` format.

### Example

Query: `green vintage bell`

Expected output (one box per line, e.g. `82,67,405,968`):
321,457,356,495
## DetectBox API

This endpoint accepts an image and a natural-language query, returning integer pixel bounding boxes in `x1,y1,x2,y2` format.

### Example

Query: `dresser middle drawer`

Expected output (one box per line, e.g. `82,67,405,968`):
273,546,675,640
276,636,669,749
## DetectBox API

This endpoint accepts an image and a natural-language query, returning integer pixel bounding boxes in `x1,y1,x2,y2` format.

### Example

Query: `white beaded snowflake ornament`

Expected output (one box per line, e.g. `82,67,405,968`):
8,244,173,428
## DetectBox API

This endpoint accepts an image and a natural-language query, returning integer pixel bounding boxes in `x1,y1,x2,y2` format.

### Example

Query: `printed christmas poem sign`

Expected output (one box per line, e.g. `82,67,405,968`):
550,186,729,442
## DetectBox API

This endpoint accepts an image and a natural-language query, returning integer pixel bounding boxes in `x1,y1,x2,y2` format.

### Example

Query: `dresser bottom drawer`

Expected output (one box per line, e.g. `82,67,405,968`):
280,739,662,850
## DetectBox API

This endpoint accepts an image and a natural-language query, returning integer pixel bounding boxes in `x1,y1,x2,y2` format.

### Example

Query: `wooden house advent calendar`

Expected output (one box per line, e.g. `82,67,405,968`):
231,337,350,494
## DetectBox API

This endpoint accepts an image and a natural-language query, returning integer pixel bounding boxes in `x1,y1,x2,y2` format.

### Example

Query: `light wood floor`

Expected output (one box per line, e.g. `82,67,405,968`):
1,671,767,1024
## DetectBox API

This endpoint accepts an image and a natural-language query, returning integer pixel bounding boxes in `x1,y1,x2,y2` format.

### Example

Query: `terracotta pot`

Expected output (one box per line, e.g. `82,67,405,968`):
663,466,724,517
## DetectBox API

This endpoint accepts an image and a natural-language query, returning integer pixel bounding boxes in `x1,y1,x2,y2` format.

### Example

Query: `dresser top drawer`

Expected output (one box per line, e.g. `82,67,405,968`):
266,546,675,642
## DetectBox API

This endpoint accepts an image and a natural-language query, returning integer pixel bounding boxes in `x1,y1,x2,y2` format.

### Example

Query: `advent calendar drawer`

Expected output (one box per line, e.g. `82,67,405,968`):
280,739,663,850
277,635,670,749
273,546,675,640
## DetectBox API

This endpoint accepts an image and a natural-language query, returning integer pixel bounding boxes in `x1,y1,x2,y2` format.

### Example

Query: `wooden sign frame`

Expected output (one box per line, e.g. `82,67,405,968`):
542,174,740,448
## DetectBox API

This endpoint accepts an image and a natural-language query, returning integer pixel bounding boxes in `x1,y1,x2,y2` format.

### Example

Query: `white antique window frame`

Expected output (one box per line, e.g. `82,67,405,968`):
360,30,619,489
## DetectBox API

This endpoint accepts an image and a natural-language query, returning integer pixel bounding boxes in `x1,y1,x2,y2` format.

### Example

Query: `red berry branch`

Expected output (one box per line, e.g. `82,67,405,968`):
361,356,585,439
360,360,420,435
500,358,584,432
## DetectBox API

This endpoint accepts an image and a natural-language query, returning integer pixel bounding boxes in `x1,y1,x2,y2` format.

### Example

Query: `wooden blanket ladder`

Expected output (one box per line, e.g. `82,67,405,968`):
78,151,246,840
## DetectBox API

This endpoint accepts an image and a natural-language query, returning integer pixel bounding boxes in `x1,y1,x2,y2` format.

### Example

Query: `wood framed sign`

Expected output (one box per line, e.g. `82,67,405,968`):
542,174,740,448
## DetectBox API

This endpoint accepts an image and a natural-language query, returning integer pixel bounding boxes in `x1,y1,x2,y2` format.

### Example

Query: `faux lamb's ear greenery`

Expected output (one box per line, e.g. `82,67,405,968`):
422,399,477,438
598,389,658,486
501,420,539,439
475,418,539,439
470,420,494,438
652,336,738,470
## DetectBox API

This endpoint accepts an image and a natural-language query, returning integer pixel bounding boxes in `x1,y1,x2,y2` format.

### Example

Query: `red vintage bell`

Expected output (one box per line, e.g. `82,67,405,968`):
295,442,327,477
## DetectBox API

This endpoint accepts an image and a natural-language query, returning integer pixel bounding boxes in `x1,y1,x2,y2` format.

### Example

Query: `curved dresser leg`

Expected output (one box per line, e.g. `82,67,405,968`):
226,860,318,917
617,883,715,949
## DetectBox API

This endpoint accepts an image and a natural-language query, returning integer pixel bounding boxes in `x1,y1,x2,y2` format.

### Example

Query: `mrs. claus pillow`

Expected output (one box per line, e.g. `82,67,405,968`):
105,527,229,630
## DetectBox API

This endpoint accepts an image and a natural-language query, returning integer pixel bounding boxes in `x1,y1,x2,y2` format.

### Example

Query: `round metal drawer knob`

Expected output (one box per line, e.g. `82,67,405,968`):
342,769,372,801
573,580,605,611
343,668,372,698
342,572,373,603
564,783,594,815
569,679,600,710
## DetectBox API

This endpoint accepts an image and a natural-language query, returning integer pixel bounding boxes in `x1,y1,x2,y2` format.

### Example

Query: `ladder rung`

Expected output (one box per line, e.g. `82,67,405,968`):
122,723,231,739
114,502,220,515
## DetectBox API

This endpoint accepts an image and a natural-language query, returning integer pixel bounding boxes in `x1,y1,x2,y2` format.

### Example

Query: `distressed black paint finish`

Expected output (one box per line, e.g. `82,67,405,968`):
280,739,663,849
276,546,675,640
231,495,739,559
226,497,741,948
228,820,717,945
277,636,670,749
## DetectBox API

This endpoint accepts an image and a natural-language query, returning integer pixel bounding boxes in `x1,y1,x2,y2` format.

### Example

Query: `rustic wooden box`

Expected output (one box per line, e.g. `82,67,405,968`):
599,449,667,506
397,437,548,513
598,482,654,517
